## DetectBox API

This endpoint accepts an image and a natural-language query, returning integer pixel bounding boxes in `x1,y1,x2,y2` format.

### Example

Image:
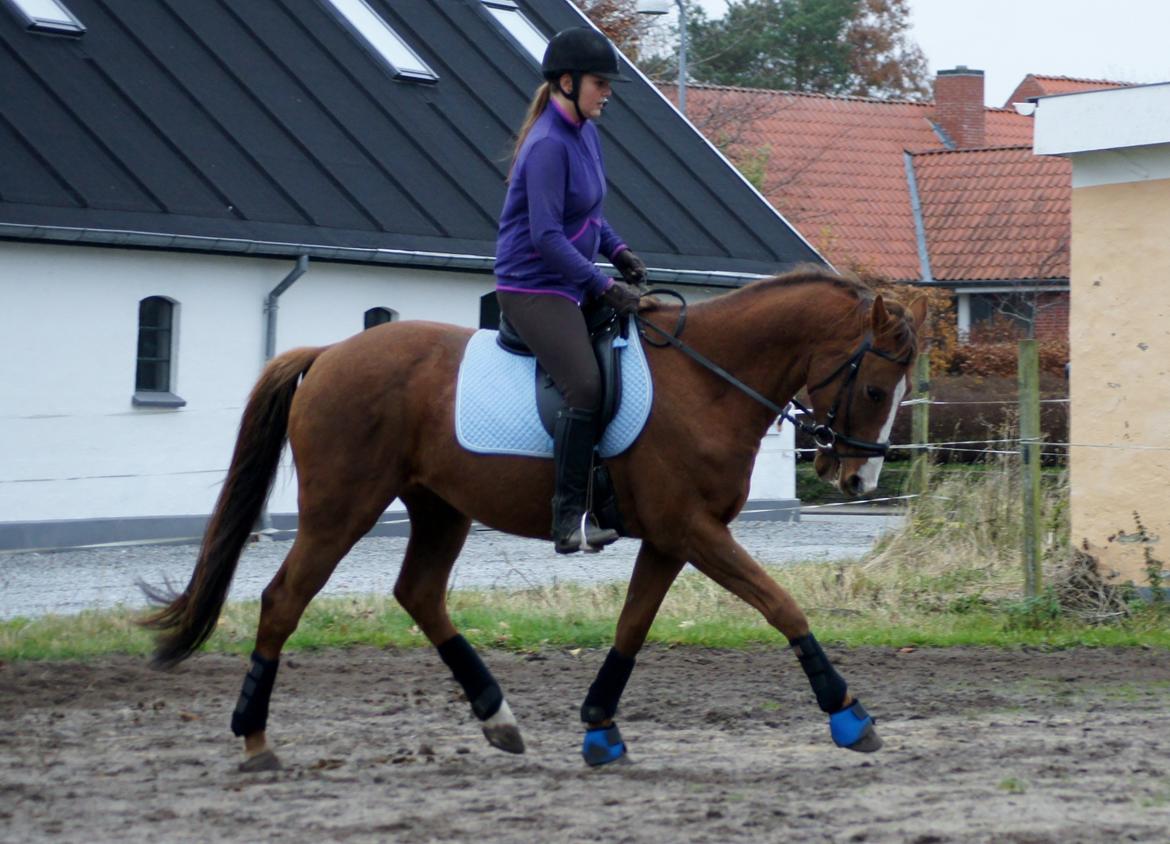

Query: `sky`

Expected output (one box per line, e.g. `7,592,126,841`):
677,0,1170,107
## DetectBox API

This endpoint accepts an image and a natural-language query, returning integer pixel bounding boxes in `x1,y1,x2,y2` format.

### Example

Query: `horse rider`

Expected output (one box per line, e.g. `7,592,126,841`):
494,27,646,554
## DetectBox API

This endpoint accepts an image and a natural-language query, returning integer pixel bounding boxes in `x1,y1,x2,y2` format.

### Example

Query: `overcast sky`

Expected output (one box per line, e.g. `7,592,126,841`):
675,0,1170,106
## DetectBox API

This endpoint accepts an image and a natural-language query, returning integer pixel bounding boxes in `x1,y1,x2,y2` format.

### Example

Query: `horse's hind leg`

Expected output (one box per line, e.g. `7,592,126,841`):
234,517,379,772
687,517,882,753
393,489,524,754
580,541,684,766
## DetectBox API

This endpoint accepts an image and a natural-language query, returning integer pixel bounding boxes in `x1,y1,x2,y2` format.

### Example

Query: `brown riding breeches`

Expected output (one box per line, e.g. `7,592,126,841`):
496,291,601,412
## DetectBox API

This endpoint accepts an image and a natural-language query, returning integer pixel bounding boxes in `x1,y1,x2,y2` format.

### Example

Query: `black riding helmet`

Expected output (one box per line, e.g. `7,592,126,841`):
541,27,628,121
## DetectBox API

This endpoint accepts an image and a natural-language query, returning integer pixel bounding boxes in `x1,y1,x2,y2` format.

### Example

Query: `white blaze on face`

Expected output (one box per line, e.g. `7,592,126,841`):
855,374,908,493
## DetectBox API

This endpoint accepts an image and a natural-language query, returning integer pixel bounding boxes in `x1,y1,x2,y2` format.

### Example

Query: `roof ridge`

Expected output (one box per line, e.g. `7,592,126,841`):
908,144,1035,157
669,82,1035,116
661,81,931,107
1026,73,1130,86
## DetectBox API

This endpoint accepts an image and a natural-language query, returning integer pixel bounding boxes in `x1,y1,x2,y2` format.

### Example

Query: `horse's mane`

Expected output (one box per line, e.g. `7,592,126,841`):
701,266,918,359
744,266,875,303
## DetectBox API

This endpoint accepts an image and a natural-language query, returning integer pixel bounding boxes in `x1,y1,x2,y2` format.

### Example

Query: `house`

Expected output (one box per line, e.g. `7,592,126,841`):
0,0,823,551
1034,82,1170,588
669,70,1133,339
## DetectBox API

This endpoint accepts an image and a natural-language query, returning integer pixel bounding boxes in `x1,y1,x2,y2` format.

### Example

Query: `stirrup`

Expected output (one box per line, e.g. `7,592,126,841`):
579,512,600,554
554,513,618,554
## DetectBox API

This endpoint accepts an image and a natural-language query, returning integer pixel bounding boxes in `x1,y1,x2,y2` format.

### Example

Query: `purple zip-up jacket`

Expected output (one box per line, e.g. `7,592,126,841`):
495,99,627,305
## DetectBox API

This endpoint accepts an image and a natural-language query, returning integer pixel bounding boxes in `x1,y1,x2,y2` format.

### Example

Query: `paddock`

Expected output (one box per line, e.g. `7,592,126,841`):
2,644,1167,842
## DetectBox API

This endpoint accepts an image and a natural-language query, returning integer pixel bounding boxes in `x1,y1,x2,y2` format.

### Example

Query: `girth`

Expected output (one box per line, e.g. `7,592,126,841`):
496,305,626,439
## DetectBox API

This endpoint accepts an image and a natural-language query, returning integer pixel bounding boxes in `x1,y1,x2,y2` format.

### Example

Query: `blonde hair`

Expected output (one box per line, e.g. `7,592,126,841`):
508,82,552,181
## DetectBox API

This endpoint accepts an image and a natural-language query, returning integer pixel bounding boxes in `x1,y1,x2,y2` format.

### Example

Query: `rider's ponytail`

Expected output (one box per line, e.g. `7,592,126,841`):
508,82,552,182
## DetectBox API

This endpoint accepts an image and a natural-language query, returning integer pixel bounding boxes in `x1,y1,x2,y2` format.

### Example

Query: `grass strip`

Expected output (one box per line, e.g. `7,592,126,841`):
3,563,1167,662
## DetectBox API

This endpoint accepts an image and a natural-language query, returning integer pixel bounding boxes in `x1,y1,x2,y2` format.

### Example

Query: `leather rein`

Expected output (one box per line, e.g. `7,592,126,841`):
632,289,907,459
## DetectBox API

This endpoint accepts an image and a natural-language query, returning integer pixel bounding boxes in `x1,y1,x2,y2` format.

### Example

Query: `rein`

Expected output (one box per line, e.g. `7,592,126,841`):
633,290,901,459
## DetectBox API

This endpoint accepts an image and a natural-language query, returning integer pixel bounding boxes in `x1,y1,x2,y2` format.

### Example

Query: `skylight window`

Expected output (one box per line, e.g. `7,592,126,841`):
321,0,437,82
3,0,85,36
482,1,547,64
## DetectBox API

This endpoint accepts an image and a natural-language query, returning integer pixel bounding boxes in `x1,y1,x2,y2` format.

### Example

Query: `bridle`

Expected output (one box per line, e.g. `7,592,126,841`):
632,290,911,460
800,331,912,458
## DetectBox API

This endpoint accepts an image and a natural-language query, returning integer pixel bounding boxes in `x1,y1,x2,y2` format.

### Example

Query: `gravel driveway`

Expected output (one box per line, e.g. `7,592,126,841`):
0,512,900,620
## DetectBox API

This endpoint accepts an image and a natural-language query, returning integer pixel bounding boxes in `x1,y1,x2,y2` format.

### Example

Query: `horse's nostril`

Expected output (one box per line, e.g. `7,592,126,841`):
847,475,865,497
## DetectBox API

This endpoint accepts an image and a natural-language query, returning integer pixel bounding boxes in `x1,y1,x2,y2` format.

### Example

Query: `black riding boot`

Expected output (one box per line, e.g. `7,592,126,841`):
552,408,619,554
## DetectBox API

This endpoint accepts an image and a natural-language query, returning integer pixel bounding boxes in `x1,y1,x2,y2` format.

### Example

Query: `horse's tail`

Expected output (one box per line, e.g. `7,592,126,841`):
139,345,327,669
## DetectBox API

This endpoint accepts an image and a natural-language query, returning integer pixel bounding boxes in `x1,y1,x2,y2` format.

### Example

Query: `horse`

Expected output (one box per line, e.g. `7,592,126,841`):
141,266,926,771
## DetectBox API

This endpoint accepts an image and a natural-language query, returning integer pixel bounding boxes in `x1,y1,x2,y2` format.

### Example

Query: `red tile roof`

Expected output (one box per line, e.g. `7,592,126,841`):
672,84,1035,280
1004,74,1129,107
666,76,1139,283
909,146,1070,282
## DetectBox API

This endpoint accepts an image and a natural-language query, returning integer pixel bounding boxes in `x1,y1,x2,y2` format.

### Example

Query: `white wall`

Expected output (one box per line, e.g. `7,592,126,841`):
749,424,797,501
1,244,797,540
0,243,492,525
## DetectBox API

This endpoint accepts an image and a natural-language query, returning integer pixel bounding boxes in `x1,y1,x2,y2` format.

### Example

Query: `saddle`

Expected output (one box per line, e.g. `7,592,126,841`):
495,304,626,439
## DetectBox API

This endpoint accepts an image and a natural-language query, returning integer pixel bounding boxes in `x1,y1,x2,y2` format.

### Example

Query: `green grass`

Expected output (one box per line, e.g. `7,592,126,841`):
2,566,1168,662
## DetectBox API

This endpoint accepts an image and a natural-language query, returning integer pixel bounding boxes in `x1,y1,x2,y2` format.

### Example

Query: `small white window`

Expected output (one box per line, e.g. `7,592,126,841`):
482,1,547,64
321,0,437,82
133,296,186,408
3,0,85,36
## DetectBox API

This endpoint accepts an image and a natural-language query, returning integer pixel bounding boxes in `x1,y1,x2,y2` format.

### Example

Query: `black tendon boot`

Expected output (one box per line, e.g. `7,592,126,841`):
552,407,619,554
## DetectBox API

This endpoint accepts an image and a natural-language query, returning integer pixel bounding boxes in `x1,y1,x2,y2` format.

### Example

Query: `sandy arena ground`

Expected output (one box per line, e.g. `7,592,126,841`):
2,645,1168,843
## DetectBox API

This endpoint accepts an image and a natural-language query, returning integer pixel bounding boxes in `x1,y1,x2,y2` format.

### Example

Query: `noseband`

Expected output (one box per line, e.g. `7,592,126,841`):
633,294,910,460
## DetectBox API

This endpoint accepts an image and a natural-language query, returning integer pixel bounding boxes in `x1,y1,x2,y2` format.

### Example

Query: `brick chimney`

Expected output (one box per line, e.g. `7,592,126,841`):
933,67,986,148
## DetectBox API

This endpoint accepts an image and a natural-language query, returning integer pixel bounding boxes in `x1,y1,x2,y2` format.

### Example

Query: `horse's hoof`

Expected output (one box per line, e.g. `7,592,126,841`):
829,699,882,753
482,723,526,754
582,723,628,767
480,698,525,754
845,722,883,753
238,749,282,772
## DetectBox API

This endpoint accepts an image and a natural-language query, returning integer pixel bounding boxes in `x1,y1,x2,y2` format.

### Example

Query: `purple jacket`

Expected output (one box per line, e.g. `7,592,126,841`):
495,99,627,304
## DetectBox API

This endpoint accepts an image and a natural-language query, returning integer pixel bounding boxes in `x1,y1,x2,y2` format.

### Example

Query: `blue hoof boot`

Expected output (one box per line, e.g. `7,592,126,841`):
829,700,882,753
582,723,628,767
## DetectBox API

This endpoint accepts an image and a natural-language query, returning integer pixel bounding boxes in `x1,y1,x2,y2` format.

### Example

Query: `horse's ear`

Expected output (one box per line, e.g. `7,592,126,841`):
870,295,892,331
909,296,929,331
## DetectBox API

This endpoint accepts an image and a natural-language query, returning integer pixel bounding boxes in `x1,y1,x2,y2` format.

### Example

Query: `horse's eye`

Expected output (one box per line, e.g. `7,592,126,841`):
865,386,886,403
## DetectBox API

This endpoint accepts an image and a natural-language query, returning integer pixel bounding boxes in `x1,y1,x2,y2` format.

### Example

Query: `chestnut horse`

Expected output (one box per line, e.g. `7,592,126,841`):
142,268,925,771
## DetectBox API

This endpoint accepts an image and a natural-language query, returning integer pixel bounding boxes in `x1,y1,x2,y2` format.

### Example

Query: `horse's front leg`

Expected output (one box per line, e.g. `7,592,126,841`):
580,541,684,766
688,518,882,753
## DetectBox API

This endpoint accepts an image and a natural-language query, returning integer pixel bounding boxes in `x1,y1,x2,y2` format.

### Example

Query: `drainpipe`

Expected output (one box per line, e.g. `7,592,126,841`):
259,254,309,533
264,254,309,362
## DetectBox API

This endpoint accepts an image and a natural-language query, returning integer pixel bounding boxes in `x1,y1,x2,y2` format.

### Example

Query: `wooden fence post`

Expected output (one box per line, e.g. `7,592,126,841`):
909,350,931,496
1018,339,1043,597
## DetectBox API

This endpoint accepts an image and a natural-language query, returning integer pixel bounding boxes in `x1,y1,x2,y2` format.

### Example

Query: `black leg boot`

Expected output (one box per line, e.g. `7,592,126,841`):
552,407,619,554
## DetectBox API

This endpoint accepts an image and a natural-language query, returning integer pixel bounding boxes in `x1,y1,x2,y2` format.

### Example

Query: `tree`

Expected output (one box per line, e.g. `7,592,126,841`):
681,0,929,99
845,0,930,99
573,0,655,59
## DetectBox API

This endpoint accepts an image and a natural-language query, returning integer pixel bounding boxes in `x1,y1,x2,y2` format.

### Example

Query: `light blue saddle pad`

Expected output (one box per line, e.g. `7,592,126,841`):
455,327,653,459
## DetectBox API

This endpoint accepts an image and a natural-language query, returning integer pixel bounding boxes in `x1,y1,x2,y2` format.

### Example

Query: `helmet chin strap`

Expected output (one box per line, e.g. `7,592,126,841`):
560,72,585,123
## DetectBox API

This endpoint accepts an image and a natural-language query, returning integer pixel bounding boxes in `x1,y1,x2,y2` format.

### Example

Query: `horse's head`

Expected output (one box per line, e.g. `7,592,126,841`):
808,294,927,497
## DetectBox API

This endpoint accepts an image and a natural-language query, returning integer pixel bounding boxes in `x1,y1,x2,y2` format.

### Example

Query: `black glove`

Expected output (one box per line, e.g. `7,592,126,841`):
601,279,642,315
612,250,647,290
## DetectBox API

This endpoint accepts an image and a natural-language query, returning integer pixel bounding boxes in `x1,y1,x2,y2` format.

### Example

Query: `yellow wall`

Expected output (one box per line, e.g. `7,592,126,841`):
1070,177,1170,586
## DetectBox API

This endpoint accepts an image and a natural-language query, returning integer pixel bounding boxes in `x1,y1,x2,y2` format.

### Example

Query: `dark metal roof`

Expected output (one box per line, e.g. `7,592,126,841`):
0,0,823,278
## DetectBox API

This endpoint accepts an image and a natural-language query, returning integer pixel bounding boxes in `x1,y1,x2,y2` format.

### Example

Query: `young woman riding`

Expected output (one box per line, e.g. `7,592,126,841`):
494,27,647,554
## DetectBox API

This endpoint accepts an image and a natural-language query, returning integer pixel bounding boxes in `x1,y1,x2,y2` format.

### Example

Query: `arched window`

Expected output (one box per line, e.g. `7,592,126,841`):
364,307,397,329
133,296,185,407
